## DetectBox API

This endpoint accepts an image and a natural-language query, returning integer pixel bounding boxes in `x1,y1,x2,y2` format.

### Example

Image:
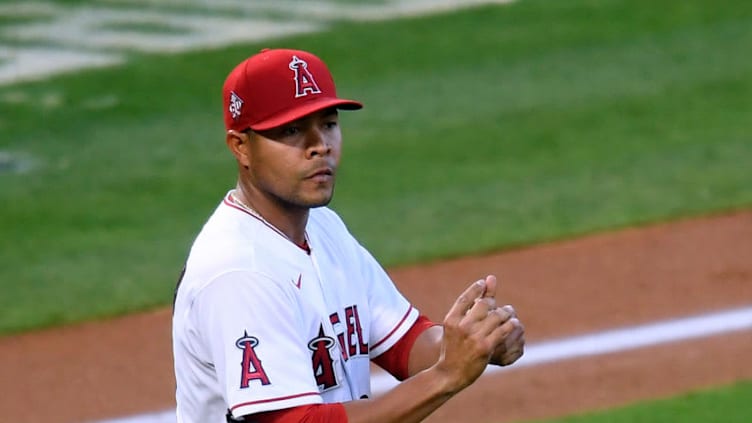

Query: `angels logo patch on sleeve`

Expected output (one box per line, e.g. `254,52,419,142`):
235,331,271,389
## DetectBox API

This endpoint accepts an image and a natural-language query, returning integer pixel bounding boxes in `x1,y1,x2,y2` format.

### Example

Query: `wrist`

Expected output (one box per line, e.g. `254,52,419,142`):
424,362,465,397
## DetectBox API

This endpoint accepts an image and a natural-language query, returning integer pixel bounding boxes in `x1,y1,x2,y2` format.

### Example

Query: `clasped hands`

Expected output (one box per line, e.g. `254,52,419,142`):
438,274,525,390
475,275,525,367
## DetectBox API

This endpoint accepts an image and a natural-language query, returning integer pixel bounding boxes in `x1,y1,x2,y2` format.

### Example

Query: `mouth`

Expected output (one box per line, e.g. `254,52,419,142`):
306,167,334,181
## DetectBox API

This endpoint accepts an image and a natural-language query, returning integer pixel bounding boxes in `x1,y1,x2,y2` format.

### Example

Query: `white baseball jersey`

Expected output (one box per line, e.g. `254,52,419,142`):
173,191,419,422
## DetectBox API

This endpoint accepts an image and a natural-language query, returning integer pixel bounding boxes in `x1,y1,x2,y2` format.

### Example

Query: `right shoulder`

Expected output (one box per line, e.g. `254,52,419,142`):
176,195,274,296
185,194,269,273
173,267,287,319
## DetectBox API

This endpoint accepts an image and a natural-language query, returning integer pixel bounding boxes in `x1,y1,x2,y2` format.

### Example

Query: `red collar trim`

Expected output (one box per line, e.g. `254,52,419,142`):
298,239,311,254
222,193,311,255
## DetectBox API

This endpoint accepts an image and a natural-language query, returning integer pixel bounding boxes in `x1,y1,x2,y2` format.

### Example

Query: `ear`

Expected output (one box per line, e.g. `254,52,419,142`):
226,129,251,168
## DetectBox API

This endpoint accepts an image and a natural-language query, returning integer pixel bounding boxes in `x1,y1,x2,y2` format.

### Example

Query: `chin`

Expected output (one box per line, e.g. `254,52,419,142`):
293,186,335,209
308,197,333,208
309,193,334,208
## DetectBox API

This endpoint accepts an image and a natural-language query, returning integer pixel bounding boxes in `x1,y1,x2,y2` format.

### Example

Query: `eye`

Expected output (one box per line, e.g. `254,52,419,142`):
282,126,300,137
324,120,338,130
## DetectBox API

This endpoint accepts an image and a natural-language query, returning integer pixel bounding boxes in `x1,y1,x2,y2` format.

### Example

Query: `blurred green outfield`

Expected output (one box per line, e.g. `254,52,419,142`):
0,0,750,334
525,380,752,423
0,0,750,422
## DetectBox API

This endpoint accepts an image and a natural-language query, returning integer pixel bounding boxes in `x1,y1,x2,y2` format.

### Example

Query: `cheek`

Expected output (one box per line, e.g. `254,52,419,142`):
331,143,342,161
252,139,291,166
329,136,343,159
260,147,306,189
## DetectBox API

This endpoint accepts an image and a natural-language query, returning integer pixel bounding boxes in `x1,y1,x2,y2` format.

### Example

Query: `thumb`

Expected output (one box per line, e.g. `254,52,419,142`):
447,279,487,320
482,274,498,300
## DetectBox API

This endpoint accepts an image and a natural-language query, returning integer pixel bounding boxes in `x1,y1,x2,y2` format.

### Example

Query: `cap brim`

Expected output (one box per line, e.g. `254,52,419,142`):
249,98,363,131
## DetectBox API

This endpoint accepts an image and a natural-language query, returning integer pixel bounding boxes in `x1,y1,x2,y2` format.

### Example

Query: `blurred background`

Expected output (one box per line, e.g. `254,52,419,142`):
0,0,750,422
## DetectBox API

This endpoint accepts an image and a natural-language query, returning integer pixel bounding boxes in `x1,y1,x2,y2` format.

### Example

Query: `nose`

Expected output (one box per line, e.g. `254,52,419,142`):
306,128,331,158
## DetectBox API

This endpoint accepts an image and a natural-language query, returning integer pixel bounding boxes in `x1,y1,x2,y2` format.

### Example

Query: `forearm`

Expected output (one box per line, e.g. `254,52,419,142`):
407,325,443,377
342,364,457,423
344,276,524,423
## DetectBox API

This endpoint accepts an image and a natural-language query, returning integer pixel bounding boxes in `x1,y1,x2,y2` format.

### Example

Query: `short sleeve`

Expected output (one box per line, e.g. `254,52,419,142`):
356,245,420,358
192,271,323,418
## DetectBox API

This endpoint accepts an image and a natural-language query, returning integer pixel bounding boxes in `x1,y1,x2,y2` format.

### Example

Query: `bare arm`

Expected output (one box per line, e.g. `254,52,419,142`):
341,277,520,423
406,325,443,377
249,276,526,423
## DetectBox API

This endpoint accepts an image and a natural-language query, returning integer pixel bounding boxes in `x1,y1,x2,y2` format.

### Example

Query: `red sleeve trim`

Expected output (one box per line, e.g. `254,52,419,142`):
372,315,437,381
248,403,348,423
229,392,320,412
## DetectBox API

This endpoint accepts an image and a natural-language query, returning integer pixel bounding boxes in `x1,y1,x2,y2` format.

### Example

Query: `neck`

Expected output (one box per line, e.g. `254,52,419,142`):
233,183,309,245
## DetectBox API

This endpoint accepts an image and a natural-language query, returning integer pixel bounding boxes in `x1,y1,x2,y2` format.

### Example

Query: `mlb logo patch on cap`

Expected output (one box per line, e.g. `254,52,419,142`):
229,91,244,121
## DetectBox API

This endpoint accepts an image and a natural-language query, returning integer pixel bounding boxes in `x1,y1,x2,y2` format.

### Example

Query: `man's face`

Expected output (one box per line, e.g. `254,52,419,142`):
245,107,342,210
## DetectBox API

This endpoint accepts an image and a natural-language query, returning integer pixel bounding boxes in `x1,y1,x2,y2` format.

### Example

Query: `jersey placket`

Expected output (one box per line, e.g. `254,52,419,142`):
307,248,363,401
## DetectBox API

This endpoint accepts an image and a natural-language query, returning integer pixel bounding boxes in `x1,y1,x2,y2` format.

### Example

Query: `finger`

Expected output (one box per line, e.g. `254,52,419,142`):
488,319,524,366
467,297,494,321
491,305,513,324
447,279,487,321
469,275,499,315
469,296,512,323
501,304,517,319
481,274,497,301
501,345,524,365
473,296,495,312
503,334,525,364
487,322,512,352
485,313,517,345
504,320,525,347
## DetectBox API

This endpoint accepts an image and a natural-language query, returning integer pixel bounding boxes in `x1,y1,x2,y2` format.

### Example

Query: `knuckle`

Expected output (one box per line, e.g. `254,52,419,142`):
458,318,477,333
477,338,495,355
500,320,515,334
443,315,460,329
491,307,509,321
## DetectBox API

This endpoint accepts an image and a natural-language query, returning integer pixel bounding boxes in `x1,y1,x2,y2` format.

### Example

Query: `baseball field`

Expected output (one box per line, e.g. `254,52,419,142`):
0,0,751,422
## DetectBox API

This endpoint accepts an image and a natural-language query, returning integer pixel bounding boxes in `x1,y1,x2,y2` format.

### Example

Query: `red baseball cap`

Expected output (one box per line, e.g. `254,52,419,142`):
222,48,363,132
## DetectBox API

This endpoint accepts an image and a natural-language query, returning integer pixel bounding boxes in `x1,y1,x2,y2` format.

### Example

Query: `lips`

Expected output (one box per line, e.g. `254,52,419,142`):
306,167,334,182
306,166,334,179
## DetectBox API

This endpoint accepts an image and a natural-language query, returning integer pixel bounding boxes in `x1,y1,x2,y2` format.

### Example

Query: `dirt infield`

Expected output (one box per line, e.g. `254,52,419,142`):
1,210,751,423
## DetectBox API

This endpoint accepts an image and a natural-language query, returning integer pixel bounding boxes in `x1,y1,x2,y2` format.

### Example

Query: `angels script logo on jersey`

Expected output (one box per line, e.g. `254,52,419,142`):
236,331,271,389
330,305,369,360
289,55,321,98
229,91,244,120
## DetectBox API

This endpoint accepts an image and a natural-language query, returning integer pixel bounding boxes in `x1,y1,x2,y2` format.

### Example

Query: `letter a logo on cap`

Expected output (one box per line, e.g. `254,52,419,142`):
289,55,322,98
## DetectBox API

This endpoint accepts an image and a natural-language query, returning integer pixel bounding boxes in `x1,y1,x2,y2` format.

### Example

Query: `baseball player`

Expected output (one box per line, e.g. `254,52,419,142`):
172,48,525,423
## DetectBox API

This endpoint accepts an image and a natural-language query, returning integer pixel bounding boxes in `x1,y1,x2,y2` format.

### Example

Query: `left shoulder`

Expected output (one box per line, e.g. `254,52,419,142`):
309,206,349,232
307,207,361,255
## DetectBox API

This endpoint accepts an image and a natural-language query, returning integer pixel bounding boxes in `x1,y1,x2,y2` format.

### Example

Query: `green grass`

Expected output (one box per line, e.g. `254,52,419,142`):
0,0,751,334
521,380,752,423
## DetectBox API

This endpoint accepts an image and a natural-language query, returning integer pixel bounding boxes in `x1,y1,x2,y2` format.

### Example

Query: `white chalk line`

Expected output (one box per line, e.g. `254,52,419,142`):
0,0,516,85
92,305,752,423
